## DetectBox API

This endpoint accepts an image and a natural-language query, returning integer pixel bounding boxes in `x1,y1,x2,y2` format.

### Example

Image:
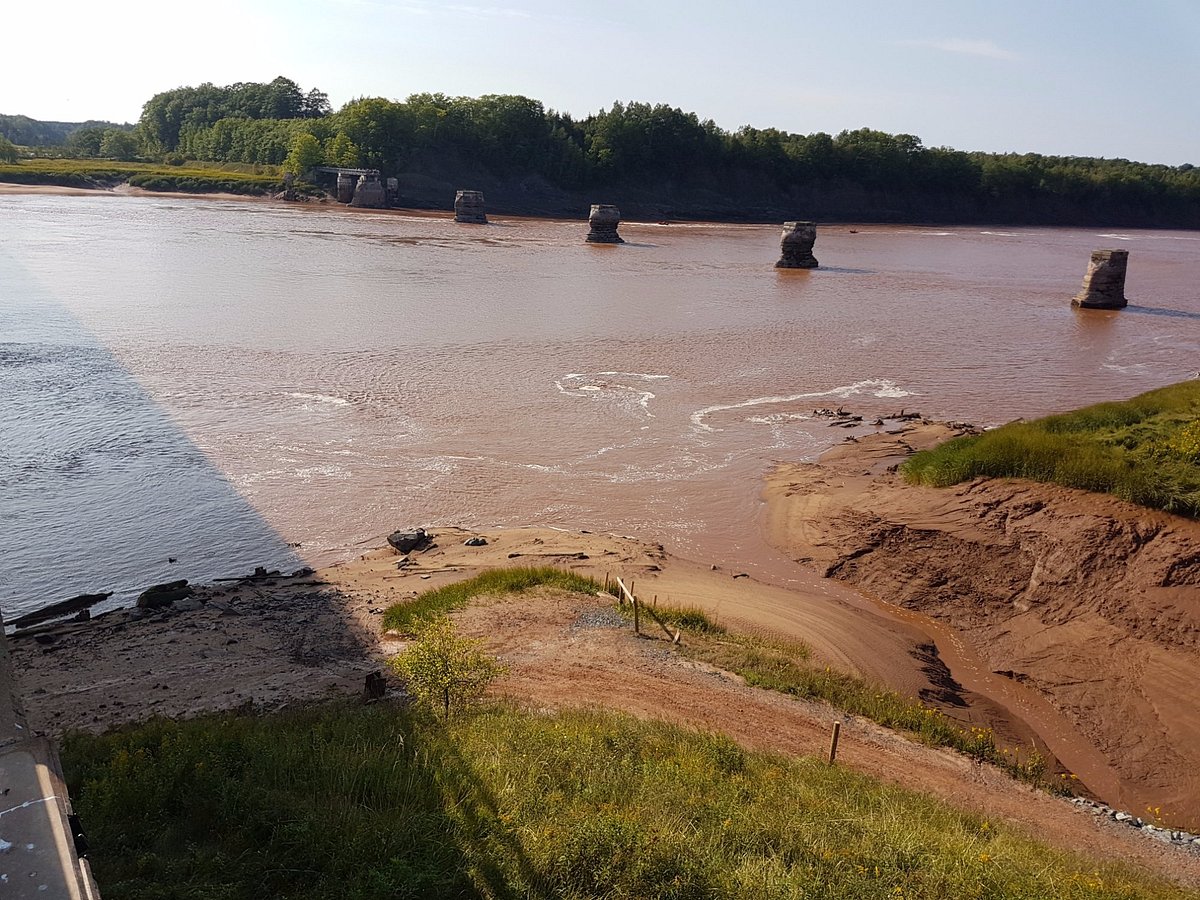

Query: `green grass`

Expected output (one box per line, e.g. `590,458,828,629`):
901,380,1200,517
0,157,282,194
63,702,1190,900
395,574,1059,789
381,566,602,632
617,599,728,635
680,630,1055,789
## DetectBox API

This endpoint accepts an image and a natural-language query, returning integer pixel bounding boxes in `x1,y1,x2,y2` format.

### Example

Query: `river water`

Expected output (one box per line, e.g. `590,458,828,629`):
2,193,1198,618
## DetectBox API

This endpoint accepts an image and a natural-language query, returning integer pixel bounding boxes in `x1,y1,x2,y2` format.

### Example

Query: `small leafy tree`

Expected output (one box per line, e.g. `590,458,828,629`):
0,134,18,163
324,132,360,168
283,132,323,176
99,129,139,161
390,615,505,717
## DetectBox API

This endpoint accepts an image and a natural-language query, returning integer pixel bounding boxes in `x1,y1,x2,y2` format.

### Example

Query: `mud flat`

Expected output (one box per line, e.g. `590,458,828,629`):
764,422,1200,826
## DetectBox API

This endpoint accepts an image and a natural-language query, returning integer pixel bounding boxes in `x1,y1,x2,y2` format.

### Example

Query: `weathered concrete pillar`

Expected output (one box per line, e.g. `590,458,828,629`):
455,190,487,224
336,172,356,204
349,175,386,208
1072,249,1129,309
586,204,624,243
775,221,819,269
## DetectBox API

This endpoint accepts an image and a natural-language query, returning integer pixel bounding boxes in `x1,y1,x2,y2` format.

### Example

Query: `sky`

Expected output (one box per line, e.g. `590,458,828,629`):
3,0,1198,165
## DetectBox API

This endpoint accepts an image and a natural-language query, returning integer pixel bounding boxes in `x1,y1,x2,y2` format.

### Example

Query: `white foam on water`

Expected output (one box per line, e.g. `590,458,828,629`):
596,371,671,380
288,392,348,406
556,372,661,417
1102,362,1151,375
747,412,813,425
980,231,1020,237
691,379,914,432
1098,233,1133,241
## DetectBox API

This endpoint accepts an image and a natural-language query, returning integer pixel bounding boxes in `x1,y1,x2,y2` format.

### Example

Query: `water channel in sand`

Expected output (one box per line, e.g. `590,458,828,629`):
3,193,1199,621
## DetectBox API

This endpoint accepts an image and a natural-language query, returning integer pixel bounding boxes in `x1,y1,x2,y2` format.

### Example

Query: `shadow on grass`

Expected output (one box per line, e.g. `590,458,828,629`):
61,702,552,900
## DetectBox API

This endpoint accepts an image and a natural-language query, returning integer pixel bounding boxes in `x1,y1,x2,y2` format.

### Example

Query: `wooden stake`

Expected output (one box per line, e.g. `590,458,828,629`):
633,596,640,634
827,721,841,764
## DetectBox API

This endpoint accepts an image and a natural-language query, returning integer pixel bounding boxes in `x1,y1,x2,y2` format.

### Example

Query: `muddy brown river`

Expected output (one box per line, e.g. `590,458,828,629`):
2,193,1198,619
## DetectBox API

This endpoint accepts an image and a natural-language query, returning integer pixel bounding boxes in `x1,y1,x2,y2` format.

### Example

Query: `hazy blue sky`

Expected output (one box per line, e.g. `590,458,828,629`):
5,0,1198,164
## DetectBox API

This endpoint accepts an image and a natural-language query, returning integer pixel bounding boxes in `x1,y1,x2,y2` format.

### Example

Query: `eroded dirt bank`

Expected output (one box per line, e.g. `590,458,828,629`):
765,423,1200,825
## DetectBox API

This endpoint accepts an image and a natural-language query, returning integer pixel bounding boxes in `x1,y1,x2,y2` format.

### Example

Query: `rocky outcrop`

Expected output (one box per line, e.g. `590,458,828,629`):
388,529,431,554
1072,249,1129,309
454,190,487,224
137,580,193,609
775,221,819,268
586,204,624,243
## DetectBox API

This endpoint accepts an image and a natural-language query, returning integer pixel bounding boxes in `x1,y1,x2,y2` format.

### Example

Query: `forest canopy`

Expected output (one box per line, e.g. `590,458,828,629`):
3,76,1198,225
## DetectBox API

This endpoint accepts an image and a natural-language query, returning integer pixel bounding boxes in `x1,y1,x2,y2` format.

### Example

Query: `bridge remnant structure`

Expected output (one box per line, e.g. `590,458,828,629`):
586,204,624,243
775,221,819,269
313,167,387,208
455,190,487,224
1072,249,1129,309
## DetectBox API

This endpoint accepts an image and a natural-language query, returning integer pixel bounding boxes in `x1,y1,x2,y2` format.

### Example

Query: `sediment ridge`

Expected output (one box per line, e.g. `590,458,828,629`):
765,422,1200,826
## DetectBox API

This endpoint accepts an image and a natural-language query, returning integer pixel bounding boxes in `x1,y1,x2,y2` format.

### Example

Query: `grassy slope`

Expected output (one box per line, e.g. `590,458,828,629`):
0,157,282,194
390,569,1055,787
64,702,1190,900
380,566,601,632
901,381,1200,517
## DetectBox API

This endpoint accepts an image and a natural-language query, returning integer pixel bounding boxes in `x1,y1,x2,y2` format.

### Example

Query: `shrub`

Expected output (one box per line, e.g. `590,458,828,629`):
390,615,505,717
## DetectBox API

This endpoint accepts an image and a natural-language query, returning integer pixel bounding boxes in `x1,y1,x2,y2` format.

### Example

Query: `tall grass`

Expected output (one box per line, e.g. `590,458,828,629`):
381,566,601,632
682,631,1051,787
0,157,282,193
63,702,1191,899
902,381,1200,516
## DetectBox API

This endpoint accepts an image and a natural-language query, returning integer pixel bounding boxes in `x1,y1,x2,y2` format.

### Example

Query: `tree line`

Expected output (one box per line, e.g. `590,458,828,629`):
4,76,1198,225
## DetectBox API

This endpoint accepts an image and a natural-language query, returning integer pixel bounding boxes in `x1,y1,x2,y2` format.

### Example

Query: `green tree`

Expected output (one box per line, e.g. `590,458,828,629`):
324,132,360,168
99,129,139,160
390,616,505,718
283,132,324,175
0,134,17,163
66,126,106,157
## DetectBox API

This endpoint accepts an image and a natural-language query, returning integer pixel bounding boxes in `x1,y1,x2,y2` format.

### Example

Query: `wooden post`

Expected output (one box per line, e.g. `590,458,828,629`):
827,721,841,764
633,596,640,634
603,572,610,593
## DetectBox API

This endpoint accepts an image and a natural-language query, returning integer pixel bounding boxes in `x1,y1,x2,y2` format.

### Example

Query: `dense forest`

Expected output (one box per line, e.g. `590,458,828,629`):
0,114,133,148
4,76,1199,225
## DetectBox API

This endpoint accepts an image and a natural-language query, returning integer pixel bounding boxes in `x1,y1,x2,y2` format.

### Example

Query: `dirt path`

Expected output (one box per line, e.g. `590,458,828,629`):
453,588,1200,889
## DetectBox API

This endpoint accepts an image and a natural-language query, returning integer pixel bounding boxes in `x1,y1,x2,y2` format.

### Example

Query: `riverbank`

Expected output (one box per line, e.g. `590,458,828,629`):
12,417,1200,830
11,522,1200,889
764,422,1200,827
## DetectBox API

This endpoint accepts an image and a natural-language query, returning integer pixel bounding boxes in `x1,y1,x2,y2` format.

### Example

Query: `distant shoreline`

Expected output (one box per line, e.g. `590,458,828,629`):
7,182,1200,234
